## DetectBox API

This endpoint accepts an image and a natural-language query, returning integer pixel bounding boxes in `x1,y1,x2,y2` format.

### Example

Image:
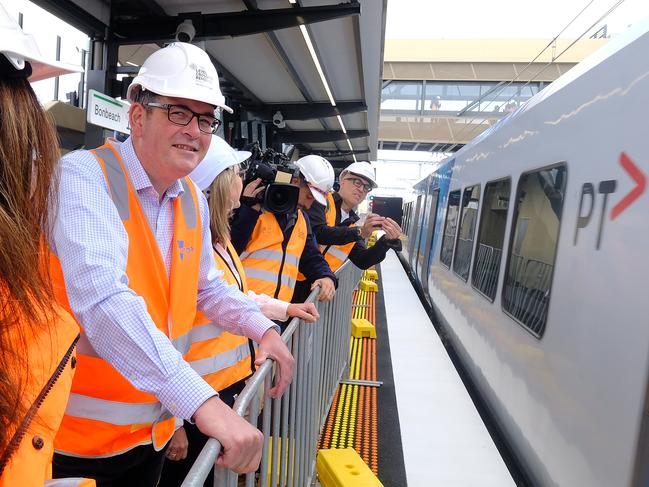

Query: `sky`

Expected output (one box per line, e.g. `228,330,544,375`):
386,0,649,40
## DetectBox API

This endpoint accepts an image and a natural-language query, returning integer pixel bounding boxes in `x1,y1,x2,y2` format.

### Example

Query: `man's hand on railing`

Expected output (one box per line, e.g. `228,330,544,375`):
193,396,264,473
311,277,336,302
287,302,319,322
255,328,295,398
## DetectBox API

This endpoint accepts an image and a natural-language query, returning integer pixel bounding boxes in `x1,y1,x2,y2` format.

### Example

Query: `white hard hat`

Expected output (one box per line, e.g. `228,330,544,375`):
342,161,377,189
0,5,82,82
189,136,249,190
126,42,233,113
294,155,335,206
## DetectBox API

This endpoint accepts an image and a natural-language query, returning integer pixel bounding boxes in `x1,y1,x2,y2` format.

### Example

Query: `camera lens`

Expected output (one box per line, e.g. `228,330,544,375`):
264,183,299,215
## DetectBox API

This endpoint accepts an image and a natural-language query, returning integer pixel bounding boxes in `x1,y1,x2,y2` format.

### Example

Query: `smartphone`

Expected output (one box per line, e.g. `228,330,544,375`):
369,197,403,226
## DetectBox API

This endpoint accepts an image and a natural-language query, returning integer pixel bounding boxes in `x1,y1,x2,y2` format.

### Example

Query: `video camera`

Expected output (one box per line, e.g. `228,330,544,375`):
243,143,299,215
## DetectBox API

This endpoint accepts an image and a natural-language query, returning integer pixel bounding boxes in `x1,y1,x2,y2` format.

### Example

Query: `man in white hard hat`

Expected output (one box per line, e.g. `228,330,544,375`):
49,42,293,486
231,154,337,311
308,161,402,273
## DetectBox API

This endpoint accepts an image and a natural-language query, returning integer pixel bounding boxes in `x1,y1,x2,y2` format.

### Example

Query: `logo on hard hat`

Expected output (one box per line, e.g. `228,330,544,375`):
191,63,213,87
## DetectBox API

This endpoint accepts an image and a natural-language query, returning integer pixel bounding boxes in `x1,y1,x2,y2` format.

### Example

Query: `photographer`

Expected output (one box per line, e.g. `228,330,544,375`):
230,154,337,308
308,161,402,272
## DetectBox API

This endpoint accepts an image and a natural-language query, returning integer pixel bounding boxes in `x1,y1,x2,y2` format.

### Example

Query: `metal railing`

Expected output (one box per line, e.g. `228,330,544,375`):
181,261,363,487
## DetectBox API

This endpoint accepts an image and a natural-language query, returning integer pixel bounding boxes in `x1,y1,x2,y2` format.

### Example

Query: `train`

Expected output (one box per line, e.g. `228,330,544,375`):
400,17,649,487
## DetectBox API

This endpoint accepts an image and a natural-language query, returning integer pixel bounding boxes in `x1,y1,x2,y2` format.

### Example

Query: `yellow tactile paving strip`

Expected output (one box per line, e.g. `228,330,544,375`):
319,270,379,474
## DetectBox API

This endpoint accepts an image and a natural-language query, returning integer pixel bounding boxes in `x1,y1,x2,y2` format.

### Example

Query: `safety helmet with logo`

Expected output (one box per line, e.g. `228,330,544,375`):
126,42,233,113
0,4,82,81
189,136,251,191
294,155,335,206
341,161,378,189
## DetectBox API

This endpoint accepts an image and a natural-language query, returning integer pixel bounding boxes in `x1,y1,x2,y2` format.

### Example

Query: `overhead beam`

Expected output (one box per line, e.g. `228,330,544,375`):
275,130,369,144
250,101,366,121
243,0,312,104
304,148,370,157
329,160,358,169
112,3,361,44
30,0,107,36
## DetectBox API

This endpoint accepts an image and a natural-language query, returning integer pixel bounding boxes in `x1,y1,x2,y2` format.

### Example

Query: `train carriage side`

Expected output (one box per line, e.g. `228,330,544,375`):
402,19,649,487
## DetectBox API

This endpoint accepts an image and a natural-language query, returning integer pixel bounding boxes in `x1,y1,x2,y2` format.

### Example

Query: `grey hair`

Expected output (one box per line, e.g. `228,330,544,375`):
130,86,159,105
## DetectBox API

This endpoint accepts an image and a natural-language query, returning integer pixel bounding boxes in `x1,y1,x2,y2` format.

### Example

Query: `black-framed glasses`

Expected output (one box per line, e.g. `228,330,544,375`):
344,176,373,192
144,102,221,134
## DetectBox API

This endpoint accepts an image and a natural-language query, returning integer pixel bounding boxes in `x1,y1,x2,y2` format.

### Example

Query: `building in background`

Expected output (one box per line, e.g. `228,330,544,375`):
376,36,608,200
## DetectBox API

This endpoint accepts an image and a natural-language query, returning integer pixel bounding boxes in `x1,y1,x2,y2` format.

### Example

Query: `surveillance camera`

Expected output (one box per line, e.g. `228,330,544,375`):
175,20,196,43
272,110,286,129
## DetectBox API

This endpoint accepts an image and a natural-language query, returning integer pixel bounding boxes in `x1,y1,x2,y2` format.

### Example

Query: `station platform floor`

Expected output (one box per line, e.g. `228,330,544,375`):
319,251,515,487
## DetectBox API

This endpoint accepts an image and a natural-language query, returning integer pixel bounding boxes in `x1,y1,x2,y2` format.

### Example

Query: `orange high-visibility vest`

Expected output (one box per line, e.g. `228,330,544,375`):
240,211,307,302
320,192,356,273
51,143,202,457
0,305,94,487
184,241,253,392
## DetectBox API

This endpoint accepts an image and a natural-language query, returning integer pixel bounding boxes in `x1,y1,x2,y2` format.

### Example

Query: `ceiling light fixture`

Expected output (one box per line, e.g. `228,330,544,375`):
336,115,347,134
298,20,355,161
346,138,357,162
299,24,336,107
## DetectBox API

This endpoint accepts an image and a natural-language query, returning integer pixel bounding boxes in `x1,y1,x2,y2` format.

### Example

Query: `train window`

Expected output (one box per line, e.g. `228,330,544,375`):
472,178,510,301
502,164,567,337
453,185,481,281
440,190,461,268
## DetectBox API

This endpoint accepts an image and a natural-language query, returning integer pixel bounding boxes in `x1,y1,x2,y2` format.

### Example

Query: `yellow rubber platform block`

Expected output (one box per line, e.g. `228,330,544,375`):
317,448,383,487
351,318,376,339
359,280,378,292
364,269,378,281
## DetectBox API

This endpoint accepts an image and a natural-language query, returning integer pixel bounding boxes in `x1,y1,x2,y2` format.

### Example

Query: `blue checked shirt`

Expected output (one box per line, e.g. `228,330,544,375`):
50,137,276,421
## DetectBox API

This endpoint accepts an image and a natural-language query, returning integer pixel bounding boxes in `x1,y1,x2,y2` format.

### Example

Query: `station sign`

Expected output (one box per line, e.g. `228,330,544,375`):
87,89,130,134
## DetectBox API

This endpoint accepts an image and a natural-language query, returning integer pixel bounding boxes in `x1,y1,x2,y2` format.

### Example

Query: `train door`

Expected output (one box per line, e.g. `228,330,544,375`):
440,190,461,268
408,194,423,269
419,189,440,300
413,191,429,279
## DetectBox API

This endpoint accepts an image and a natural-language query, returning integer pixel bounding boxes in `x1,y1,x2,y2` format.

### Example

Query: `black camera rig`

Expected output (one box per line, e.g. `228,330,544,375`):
242,143,299,215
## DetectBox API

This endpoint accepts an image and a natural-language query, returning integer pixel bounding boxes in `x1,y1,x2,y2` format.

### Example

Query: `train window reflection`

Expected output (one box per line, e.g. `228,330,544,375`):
440,190,461,268
453,185,481,281
472,178,510,301
502,165,567,337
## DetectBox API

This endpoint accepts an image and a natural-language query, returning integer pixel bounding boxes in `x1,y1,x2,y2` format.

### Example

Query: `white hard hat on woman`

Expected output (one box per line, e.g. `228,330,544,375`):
126,42,233,113
341,161,377,189
189,135,251,191
294,155,335,206
0,4,82,81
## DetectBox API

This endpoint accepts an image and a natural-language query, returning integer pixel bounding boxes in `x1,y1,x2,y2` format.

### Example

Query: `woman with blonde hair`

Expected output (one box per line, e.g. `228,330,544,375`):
0,5,91,486
159,136,318,486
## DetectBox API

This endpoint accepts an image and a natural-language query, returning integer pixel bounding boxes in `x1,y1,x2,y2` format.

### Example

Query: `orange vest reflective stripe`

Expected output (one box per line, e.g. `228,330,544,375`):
240,212,307,302
51,144,202,457
0,306,88,486
320,193,356,273
185,241,253,392
44,479,96,486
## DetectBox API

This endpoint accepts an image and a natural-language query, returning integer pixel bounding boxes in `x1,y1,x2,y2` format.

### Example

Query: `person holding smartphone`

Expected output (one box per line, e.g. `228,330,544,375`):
306,161,402,275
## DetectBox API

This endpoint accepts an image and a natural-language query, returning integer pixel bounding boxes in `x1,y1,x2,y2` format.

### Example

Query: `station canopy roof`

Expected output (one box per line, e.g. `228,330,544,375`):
33,0,387,168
